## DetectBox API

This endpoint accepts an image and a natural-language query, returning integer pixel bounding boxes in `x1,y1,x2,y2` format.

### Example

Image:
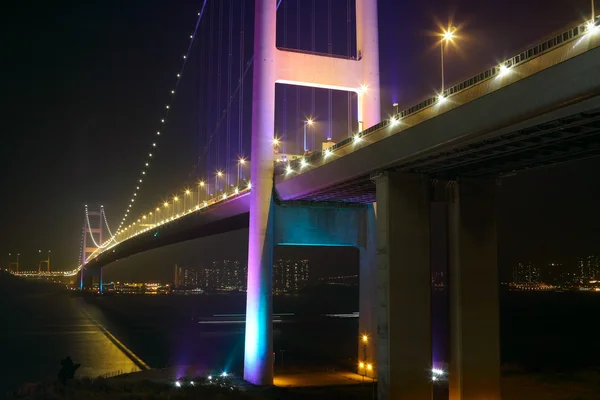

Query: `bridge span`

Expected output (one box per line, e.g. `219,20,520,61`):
72,11,600,400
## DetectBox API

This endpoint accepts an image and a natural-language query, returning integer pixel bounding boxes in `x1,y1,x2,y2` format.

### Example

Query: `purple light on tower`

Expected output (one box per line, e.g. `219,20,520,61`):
244,0,276,385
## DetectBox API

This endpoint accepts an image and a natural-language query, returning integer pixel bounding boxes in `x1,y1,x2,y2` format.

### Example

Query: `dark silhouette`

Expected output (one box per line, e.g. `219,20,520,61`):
57,356,80,385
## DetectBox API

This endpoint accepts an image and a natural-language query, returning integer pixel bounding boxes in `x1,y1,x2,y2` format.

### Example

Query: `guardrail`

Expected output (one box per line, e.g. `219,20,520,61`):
275,17,600,176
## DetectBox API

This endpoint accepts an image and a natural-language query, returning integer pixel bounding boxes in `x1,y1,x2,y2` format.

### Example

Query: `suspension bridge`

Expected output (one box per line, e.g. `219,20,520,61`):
18,0,600,398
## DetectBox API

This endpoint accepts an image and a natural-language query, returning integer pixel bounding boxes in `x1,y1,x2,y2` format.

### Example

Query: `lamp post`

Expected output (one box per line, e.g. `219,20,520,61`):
237,158,246,187
173,196,179,216
439,27,456,95
198,181,206,203
393,102,399,115
215,171,223,197
184,189,191,212
303,119,314,152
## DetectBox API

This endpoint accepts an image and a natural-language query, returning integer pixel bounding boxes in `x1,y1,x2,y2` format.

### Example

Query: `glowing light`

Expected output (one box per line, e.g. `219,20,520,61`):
432,375,438,381
272,137,280,146
166,105,170,109
156,207,160,211
208,375,212,380
353,134,362,143
306,118,314,126
164,202,169,207
362,334,368,343
432,368,445,376
152,143,156,147
247,182,252,189
238,158,246,165
174,196,179,202
149,153,153,157
175,381,181,387
221,372,228,377
300,158,308,169
161,119,164,123
441,27,456,42
324,149,332,158
366,363,373,371
586,20,598,34
217,171,223,177
390,117,400,126
199,181,205,187
359,362,365,368
234,188,239,194
177,73,181,78
185,189,191,195
360,84,368,93
437,94,447,104
222,194,227,199
498,63,511,77
286,165,294,174
171,90,175,94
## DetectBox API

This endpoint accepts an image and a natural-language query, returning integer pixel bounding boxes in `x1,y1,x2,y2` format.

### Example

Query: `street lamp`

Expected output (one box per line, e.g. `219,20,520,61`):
237,158,246,186
173,196,179,216
303,119,314,152
184,189,191,211
215,171,223,197
439,26,457,95
198,180,206,203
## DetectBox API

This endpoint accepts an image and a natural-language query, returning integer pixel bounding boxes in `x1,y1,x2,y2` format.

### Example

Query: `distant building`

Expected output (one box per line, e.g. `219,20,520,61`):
273,259,309,294
174,264,200,288
578,255,600,279
512,262,540,283
203,260,247,291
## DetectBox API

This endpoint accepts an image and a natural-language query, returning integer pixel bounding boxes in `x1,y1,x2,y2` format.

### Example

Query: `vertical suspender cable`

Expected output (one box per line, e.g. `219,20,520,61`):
327,0,332,141
226,0,233,188
207,0,216,188
239,0,245,172
296,0,301,154
347,0,352,137
216,0,224,190
282,0,288,153
311,0,316,151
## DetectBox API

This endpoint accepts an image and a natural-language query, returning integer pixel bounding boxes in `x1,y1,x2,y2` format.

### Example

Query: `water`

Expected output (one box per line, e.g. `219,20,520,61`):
0,273,140,394
3,272,600,395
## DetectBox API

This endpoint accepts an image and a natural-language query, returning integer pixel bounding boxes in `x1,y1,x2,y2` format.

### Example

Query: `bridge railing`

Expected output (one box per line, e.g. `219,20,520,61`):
275,17,600,177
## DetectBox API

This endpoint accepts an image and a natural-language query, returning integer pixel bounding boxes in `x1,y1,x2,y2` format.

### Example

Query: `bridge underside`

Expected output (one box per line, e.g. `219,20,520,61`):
84,194,251,271
282,105,600,203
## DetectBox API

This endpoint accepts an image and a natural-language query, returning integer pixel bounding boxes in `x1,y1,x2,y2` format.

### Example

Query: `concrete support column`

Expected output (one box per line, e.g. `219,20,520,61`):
244,0,277,386
375,172,432,400
358,204,377,374
448,179,500,400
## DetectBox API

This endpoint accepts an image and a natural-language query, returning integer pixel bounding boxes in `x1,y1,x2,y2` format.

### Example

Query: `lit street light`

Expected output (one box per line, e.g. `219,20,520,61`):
184,189,191,211
215,171,223,197
237,158,246,186
198,180,206,203
303,118,314,152
439,26,457,95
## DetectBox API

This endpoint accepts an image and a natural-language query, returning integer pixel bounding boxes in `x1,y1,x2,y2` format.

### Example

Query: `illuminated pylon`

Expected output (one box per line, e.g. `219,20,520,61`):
245,0,381,386
8,253,19,273
79,207,104,289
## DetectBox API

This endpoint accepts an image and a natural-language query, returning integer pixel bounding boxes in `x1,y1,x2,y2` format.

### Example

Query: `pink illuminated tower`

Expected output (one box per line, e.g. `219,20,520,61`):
245,0,381,385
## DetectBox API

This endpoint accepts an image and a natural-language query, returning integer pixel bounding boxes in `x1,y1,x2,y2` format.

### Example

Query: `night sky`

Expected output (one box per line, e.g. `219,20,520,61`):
2,0,598,281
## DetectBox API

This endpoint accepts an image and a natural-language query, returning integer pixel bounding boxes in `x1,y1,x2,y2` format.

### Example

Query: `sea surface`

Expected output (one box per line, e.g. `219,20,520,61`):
2,272,600,395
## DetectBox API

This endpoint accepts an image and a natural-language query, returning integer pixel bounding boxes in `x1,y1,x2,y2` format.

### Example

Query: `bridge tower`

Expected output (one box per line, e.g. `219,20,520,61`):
245,0,381,386
79,207,104,290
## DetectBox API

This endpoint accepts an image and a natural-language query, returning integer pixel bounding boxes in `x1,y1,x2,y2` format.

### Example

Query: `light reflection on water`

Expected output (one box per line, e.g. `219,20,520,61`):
0,276,142,392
